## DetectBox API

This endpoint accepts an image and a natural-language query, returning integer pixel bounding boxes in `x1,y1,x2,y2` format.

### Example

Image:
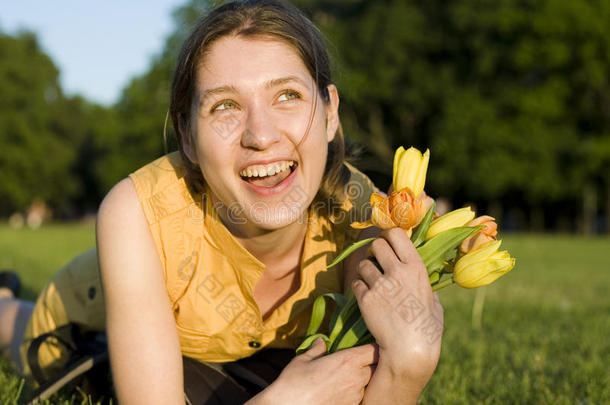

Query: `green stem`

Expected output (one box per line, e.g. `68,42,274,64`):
431,277,455,291
471,288,486,330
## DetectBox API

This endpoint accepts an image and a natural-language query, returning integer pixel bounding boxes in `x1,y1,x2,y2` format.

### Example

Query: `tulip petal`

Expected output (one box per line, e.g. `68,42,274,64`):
350,220,373,229
455,252,515,288
393,146,406,190
426,207,475,240
370,193,386,204
453,240,516,288
395,147,422,193
457,240,502,267
413,149,430,197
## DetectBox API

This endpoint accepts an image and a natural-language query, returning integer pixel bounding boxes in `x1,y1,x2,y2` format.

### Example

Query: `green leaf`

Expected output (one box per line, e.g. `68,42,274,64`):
307,293,347,336
356,331,375,346
417,226,484,274
333,317,369,352
296,334,330,355
328,295,360,345
326,237,377,269
411,202,436,247
328,294,348,334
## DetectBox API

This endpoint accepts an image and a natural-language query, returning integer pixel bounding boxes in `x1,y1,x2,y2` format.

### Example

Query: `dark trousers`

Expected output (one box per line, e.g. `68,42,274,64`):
183,349,295,405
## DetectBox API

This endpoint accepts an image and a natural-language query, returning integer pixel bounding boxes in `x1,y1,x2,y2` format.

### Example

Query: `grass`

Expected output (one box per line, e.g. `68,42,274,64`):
0,222,98,404
421,234,610,404
1,224,609,404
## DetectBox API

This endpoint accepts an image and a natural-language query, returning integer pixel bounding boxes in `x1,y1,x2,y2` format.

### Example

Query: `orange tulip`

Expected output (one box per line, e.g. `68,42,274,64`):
351,189,434,232
459,215,498,254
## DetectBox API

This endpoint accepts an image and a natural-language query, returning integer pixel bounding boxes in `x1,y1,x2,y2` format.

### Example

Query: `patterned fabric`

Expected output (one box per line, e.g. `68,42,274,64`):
21,151,378,371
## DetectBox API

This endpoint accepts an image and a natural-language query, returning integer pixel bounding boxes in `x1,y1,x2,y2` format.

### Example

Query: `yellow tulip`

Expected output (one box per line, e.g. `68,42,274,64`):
426,207,475,240
393,147,430,198
453,240,515,288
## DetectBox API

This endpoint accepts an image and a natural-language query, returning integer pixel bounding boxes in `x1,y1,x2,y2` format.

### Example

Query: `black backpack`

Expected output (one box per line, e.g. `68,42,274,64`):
25,323,114,404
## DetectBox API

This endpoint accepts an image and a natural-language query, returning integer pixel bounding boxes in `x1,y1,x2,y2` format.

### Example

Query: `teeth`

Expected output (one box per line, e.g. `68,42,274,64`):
240,160,296,178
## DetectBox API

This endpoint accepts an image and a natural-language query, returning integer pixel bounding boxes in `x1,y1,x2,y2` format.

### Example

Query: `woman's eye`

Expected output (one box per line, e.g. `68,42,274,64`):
277,90,301,102
212,101,237,112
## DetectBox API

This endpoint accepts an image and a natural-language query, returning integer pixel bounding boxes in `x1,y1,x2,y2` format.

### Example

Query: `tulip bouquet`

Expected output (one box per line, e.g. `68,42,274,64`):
297,146,515,354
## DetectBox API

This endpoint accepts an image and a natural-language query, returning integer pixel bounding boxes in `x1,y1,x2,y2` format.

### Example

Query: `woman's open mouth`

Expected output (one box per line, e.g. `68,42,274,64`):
239,160,298,195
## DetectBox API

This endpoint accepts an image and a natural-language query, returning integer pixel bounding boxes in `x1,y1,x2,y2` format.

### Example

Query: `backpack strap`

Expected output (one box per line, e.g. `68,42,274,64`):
26,351,109,404
27,324,79,385
25,323,111,404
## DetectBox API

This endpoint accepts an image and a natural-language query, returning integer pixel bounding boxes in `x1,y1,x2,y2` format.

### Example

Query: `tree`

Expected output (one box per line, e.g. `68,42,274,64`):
0,31,78,216
294,0,610,232
92,0,214,195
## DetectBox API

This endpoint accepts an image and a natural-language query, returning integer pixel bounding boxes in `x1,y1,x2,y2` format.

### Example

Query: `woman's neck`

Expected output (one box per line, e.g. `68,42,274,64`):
213,197,309,270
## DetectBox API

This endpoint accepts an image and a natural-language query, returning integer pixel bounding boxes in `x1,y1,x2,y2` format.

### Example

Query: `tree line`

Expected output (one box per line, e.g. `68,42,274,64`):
1,0,608,233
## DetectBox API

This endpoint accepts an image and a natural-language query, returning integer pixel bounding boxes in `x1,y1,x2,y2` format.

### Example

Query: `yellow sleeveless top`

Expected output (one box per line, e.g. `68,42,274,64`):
128,152,378,362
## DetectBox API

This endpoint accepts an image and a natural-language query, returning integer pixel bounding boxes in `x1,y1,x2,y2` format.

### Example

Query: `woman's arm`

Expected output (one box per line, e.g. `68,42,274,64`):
97,178,185,405
352,228,444,404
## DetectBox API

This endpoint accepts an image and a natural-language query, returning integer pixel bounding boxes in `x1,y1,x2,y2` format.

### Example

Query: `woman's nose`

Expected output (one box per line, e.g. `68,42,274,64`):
240,107,281,150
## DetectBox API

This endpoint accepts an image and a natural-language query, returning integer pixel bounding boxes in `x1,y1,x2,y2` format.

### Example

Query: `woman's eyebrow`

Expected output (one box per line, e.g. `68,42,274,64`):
265,75,310,89
199,84,239,105
198,76,310,105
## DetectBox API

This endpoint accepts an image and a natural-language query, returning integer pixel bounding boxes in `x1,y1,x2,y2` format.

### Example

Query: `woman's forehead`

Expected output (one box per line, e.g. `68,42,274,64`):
196,35,314,91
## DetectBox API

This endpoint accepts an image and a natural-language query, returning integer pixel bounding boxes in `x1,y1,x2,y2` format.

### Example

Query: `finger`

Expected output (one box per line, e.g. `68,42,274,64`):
380,228,425,268
369,237,401,275
360,364,375,384
341,342,379,366
302,337,328,361
356,259,382,287
351,278,369,303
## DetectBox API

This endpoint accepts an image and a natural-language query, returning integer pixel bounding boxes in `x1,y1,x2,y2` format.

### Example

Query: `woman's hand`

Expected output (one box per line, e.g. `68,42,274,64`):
352,227,444,403
249,338,377,405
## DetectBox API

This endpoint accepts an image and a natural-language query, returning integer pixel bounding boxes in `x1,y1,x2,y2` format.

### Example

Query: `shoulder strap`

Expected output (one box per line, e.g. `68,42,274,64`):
26,352,109,404
27,324,78,385
26,323,111,404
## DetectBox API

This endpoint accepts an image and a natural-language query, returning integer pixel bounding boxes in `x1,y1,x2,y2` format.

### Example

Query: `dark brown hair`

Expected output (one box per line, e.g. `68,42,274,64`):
169,0,352,214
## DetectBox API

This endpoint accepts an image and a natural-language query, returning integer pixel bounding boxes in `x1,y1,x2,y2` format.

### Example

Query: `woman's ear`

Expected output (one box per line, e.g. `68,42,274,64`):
178,114,199,165
325,84,340,143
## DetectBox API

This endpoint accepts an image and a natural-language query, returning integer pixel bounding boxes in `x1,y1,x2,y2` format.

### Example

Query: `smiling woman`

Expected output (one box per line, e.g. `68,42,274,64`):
0,1,443,404
181,35,338,231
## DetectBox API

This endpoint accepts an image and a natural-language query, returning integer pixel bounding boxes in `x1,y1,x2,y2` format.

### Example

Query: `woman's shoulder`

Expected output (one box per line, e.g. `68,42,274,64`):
128,151,188,198
127,152,197,226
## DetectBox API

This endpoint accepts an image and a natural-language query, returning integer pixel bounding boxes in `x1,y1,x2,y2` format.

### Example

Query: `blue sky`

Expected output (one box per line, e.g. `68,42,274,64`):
0,0,186,105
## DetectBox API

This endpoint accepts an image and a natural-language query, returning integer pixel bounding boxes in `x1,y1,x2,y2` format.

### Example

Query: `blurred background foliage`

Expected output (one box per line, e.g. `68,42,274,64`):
0,0,609,233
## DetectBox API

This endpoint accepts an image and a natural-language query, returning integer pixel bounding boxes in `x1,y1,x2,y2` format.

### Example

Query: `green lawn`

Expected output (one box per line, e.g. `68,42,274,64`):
1,224,609,404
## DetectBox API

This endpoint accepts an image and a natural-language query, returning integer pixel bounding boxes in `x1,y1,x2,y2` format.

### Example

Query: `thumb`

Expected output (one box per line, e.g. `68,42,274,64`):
302,338,328,360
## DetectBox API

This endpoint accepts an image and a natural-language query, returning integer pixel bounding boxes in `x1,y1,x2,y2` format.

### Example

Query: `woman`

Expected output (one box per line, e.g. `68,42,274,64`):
0,1,443,403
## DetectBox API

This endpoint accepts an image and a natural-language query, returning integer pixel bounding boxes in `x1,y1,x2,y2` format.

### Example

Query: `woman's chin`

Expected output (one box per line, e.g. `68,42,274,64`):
246,206,308,230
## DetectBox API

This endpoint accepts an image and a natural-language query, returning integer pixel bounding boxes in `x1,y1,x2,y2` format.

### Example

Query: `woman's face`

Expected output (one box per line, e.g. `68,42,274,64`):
184,35,339,232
